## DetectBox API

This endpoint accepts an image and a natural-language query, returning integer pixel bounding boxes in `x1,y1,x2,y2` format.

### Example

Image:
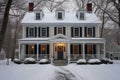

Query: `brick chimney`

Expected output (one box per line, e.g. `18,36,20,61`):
87,3,92,13
29,2,34,12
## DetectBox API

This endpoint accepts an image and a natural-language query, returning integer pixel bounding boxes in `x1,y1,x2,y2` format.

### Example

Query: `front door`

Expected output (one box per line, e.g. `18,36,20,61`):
57,46,64,60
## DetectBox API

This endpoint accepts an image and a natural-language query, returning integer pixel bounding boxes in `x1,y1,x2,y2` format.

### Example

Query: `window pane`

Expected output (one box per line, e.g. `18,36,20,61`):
58,27,62,34
74,45,79,54
74,28,79,36
88,45,92,54
29,28,34,37
58,12,62,19
41,28,46,37
41,45,46,54
80,13,84,19
36,13,40,20
87,28,92,37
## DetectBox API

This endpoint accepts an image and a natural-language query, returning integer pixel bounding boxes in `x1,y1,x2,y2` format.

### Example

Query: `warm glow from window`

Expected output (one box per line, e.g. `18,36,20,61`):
88,45,92,54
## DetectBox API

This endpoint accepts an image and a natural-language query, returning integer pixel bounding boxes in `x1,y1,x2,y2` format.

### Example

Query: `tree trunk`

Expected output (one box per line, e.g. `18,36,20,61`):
0,0,13,54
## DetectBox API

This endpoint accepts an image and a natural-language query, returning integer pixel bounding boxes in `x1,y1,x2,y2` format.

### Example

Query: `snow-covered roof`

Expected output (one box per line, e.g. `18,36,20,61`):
21,11,101,24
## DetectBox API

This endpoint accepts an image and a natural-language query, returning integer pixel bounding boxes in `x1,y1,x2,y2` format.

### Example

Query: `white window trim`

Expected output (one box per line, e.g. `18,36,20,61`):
57,27,63,34
40,27,47,37
73,27,80,37
28,27,35,37
87,27,93,37
57,11,64,20
78,11,85,20
35,11,42,20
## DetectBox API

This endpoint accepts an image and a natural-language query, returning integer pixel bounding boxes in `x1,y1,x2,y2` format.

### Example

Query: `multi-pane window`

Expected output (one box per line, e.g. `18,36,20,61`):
36,13,41,20
41,44,47,54
41,28,47,37
58,12,62,19
29,28,35,37
73,45,79,54
80,12,84,20
71,27,82,37
74,28,79,36
58,27,63,34
87,28,92,37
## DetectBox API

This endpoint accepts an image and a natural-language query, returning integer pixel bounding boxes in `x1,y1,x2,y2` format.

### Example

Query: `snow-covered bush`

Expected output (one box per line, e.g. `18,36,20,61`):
101,58,113,64
88,59,101,64
24,58,36,64
39,59,49,64
76,59,87,64
13,58,22,64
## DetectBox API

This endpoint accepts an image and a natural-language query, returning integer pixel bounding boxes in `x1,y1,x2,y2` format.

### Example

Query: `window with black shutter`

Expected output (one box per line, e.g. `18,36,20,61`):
70,44,73,54
47,27,49,37
63,27,65,35
38,27,41,37
93,44,96,54
35,27,37,37
79,44,81,54
85,27,87,37
39,45,41,54
54,27,57,35
26,45,28,55
80,27,82,37
34,45,37,54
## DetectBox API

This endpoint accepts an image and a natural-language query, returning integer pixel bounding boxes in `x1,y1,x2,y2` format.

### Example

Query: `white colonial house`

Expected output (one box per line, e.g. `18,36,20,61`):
18,2,106,63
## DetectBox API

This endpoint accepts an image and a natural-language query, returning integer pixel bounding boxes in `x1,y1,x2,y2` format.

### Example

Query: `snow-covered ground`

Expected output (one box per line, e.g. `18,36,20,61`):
0,60,120,80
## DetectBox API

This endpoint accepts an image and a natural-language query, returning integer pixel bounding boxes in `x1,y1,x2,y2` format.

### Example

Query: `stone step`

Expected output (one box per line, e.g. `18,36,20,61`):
53,60,68,66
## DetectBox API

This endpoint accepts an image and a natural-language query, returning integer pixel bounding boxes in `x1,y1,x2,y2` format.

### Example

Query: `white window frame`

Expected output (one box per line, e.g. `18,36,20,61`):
57,27,63,34
87,27,93,37
28,27,35,37
73,27,80,37
40,27,47,37
35,11,42,20
57,11,63,20
78,11,85,20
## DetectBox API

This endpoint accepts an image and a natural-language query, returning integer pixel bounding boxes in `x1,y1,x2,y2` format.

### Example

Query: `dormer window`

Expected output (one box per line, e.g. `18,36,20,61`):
36,12,41,20
79,12,85,20
55,7,65,20
34,8,44,20
76,9,86,20
58,12,62,19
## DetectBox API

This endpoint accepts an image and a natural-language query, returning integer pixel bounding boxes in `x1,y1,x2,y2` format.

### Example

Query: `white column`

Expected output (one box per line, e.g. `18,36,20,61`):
83,43,85,59
82,27,84,37
68,43,70,64
37,43,39,60
18,43,21,60
97,44,100,59
50,43,53,64
103,43,106,58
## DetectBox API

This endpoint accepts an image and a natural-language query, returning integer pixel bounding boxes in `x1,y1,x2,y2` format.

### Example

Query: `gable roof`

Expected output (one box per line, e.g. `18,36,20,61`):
21,11,101,25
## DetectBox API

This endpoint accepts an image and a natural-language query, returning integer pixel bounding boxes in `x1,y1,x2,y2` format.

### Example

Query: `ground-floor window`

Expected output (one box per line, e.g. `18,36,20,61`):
85,44,96,54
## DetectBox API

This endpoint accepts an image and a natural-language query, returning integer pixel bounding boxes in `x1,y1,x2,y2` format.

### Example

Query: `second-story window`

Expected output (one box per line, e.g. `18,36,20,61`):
85,27,95,37
71,27,82,37
41,28,47,37
54,27,65,35
29,28,35,37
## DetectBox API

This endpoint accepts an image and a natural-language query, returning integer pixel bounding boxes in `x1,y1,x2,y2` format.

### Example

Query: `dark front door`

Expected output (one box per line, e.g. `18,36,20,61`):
57,46,63,60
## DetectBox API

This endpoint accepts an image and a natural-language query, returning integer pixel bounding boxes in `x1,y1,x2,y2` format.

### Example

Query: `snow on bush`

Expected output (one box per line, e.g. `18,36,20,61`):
13,58,22,64
39,59,49,64
88,59,101,64
101,58,113,64
24,58,36,64
76,59,87,64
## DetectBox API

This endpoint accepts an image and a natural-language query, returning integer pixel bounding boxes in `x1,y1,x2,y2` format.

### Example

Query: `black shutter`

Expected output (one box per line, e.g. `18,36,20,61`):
26,45,28,57
93,44,96,54
93,27,95,37
63,27,65,35
35,27,37,37
79,44,81,54
85,44,87,54
85,27,87,37
71,27,73,37
70,44,73,54
26,27,28,37
47,45,49,54
80,27,82,37
47,27,49,37
34,45,37,54
39,44,41,54
38,27,41,37
54,27,57,35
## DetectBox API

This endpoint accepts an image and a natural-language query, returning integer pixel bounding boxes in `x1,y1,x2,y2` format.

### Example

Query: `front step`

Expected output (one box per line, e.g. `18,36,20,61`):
53,60,68,66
